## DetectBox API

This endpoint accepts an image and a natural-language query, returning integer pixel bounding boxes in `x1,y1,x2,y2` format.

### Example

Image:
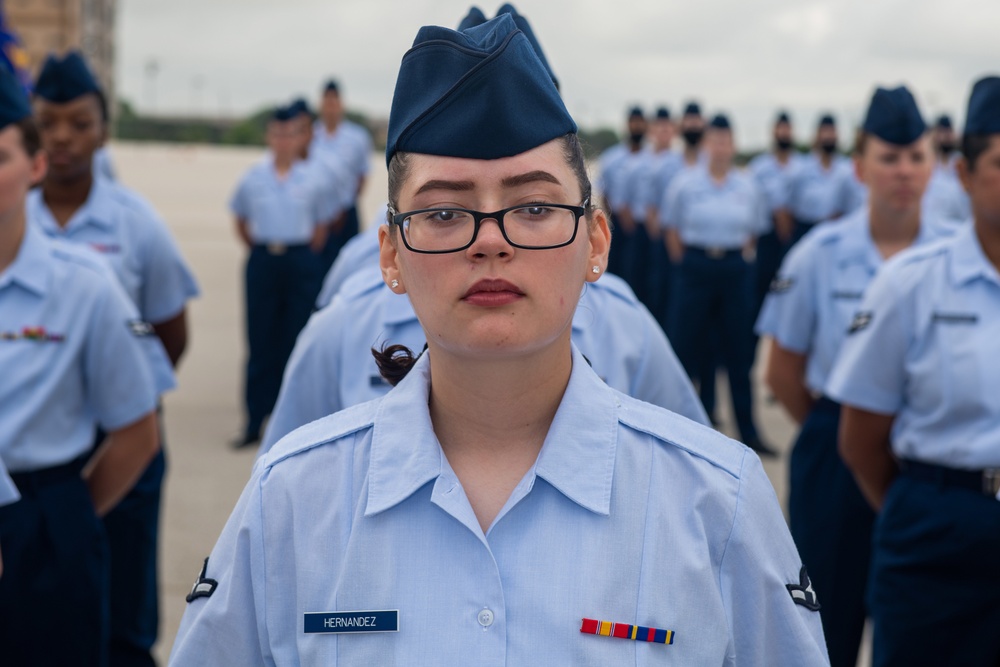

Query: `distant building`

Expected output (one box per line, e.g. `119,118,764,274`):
5,0,116,108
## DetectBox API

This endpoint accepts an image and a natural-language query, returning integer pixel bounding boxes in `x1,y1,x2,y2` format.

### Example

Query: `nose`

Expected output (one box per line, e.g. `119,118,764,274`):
467,216,512,259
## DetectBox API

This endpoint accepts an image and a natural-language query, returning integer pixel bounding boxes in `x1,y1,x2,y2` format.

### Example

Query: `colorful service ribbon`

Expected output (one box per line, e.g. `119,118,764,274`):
580,618,674,645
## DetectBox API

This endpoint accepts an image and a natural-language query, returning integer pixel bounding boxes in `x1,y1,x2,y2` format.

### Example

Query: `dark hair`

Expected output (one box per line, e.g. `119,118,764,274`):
12,116,41,156
962,134,996,172
377,133,595,384
853,129,867,156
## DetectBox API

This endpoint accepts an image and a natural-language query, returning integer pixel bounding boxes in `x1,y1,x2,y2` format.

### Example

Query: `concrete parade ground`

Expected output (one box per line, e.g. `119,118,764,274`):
107,141,863,663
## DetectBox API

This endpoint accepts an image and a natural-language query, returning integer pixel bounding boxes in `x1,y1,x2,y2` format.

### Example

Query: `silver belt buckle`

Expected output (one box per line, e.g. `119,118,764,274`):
266,242,287,255
983,469,1000,497
706,247,725,259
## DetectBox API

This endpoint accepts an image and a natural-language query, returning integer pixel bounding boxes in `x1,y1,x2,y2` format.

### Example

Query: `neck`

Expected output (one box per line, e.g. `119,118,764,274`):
323,116,341,133
684,147,699,164
273,155,295,175
0,207,27,275
819,152,834,168
775,148,791,164
868,201,921,258
708,161,729,180
42,173,94,227
975,218,1000,272
629,142,643,153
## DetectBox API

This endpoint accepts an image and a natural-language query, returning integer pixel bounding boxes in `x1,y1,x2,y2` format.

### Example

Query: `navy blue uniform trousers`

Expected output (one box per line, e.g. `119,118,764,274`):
0,458,109,666
320,204,360,272
245,244,323,434
667,248,758,442
870,470,1000,666
788,398,874,667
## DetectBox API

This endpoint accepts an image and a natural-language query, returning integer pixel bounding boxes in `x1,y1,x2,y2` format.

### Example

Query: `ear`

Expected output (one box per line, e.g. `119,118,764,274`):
585,208,611,282
30,150,48,187
379,224,405,292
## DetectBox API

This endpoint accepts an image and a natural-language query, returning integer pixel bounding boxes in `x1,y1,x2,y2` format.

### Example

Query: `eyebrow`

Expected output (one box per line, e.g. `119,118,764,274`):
413,179,476,196
501,170,562,188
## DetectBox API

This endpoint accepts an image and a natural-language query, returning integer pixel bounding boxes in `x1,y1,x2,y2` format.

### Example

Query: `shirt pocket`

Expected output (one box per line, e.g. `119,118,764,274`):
931,308,988,419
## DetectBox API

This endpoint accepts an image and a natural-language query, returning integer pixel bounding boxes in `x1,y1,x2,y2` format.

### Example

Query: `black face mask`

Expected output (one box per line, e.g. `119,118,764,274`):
629,131,645,146
682,129,703,148
938,142,956,156
776,138,794,151
819,141,838,155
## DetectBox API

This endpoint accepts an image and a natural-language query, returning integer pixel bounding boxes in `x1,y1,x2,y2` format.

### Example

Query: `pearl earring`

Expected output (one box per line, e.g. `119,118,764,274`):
591,266,600,274
390,279,399,289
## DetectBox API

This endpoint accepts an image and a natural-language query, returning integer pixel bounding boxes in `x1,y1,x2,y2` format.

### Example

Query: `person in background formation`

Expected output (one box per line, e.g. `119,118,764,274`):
0,65,161,666
749,111,800,325
597,106,645,279
922,113,972,223
261,265,710,452
757,85,956,667
677,101,706,170
827,75,1000,667
316,204,387,308
787,114,863,242
29,50,199,667
311,79,373,270
170,12,829,664
613,106,654,302
231,103,342,448
663,114,774,456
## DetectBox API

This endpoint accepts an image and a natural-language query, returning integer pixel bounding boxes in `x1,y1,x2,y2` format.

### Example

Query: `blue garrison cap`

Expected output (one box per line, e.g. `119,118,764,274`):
818,114,836,128
385,14,575,165
458,6,488,31
655,106,670,120
0,65,31,129
289,97,313,118
496,4,558,89
628,106,644,120
964,76,1000,135
323,79,339,94
33,51,102,103
709,114,731,130
862,86,927,145
683,101,701,116
935,114,953,129
272,105,296,122
775,110,791,125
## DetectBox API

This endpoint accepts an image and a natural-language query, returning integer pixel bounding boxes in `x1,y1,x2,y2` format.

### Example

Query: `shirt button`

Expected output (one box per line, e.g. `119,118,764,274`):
477,608,494,627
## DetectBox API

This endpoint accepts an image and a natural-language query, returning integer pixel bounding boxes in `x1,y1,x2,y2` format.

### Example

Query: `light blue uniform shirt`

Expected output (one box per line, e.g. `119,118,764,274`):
316,206,386,308
662,166,768,248
93,146,116,181
756,209,956,394
786,153,861,223
596,143,630,210
0,226,158,472
172,346,828,666
748,151,802,216
301,148,354,224
263,269,709,451
922,161,971,224
634,148,683,221
0,458,18,507
827,224,1000,468
311,119,372,199
230,157,333,244
615,146,653,220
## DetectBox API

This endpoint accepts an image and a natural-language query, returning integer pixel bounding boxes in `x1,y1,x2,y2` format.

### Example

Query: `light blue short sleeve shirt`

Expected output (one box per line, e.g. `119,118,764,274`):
787,154,861,223
596,143,629,210
748,151,801,216
662,167,768,247
0,226,158,472
826,224,1000,468
756,209,957,394
634,149,683,220
230,157,331,244
172,347,828,666
316,209,385,308
311,119,372,198
0,459,18,506
262,270,709,452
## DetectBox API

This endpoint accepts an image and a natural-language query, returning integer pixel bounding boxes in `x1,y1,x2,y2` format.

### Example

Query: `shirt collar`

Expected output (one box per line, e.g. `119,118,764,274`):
27,179,116,234
364,344,619,517
0,224,52,296
836,209,946,271
950,224,1000,286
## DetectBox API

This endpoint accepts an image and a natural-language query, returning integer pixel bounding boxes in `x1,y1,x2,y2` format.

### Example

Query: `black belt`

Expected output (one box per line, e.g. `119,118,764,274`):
10,456,87,494
899,459,1000,497
687,246,743,260
254,242,309,256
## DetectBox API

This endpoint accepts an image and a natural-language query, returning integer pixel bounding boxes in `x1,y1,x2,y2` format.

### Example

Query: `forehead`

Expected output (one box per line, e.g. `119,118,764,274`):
33,94,102,117
406,139,571,188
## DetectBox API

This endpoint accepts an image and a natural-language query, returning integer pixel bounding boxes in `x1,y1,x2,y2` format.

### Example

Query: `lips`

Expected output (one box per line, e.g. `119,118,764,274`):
462,278,525,306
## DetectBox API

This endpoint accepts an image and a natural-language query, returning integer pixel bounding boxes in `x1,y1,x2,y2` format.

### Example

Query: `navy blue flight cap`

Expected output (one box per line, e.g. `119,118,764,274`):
964,76,1000,135
935,114,953,129
655,106,671,120
683,101,701,116
0,65,31,129
323,80,339,94
862,86,927,145
496,4,558,89
818,114,836,128
33,50,102,103
709,114,731,130
775,110,791,125
458,6,488,31
272,104,296,122
628,106,645,120
385,14,575,166
289,97,313,118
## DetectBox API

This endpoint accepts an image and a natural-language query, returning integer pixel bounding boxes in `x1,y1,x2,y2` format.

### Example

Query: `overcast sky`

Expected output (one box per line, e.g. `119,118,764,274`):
117,0,1000,149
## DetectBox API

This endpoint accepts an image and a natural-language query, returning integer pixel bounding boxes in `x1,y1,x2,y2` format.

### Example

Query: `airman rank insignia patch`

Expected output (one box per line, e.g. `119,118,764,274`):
186,558,218,603
847,311,873,334
769,277,795,294
786,566,821,611
127,319,155,337
581,618,674,645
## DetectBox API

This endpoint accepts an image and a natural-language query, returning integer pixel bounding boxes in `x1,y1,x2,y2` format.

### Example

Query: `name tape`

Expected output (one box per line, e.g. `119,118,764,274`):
304,610,399,634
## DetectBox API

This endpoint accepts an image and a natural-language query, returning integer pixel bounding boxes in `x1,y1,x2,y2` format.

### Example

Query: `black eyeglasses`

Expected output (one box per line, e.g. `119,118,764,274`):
388,199,590,254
